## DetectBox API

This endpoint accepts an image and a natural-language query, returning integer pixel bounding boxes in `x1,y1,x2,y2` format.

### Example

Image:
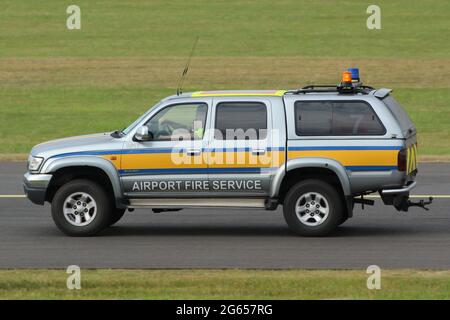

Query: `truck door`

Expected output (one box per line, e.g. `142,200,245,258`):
120,98,211,197
206,97,283,196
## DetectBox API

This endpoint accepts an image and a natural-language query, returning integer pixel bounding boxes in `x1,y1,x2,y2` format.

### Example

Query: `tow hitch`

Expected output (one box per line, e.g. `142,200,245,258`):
379,181,433,212
381,190,433,212
402,196,433,211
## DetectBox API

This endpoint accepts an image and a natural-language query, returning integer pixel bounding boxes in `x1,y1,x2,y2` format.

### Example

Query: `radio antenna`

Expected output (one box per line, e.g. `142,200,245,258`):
177,36,199,96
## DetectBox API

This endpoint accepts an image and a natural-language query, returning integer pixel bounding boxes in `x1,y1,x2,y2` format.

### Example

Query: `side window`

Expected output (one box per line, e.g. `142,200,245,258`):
215,102,267,140
294,101,385,136
295,101,332,135
145,103,207,141
333,102,385,135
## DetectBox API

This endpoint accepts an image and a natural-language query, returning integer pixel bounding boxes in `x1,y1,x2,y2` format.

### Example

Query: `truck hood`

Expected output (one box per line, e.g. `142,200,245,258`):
30,132,123,159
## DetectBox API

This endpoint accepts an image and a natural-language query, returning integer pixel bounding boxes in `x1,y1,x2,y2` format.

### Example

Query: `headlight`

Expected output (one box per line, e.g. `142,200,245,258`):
28,155,44,172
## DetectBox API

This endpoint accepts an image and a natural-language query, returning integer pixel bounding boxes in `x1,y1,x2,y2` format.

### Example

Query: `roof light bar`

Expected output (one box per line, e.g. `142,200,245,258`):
285,67,374,95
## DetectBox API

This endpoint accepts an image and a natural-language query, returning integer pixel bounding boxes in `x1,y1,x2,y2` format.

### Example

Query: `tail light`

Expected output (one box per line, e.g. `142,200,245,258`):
398,148,407,172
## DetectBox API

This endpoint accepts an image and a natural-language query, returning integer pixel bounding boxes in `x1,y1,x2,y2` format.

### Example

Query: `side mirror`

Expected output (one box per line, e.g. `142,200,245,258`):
134,126,153,142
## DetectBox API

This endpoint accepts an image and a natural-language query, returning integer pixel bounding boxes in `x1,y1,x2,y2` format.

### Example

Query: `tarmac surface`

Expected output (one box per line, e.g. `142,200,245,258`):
0,162,448,268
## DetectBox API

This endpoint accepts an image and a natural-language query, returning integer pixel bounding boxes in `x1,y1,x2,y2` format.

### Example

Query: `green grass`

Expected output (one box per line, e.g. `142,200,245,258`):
0,269,449,299
0,0,449,155
1,0,449,58
0,87,172,154
1,84,448,155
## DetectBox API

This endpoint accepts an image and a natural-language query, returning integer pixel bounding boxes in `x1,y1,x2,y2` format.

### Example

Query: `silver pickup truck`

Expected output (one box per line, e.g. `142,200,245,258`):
23,69,431,236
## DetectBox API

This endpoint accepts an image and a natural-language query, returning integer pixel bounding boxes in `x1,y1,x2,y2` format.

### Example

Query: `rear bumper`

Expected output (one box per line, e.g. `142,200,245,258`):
381,181,417,195
23,172,52,205
380,181,417,211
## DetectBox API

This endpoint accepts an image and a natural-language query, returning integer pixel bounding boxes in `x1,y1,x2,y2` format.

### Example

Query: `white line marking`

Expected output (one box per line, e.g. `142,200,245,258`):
365,195,450,199
0,195,26,198
1,195,450,199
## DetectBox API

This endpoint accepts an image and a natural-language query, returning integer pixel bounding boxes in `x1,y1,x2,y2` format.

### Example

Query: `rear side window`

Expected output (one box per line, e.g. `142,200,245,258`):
295,101,386,136
215,102,267,140
294,101,332,135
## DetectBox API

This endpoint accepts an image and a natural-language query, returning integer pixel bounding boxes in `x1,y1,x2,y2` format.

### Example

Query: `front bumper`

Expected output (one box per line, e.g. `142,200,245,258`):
23,172,52,205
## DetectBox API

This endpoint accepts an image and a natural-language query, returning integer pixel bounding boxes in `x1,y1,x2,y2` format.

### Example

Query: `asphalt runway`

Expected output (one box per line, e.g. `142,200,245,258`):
0,162,449,269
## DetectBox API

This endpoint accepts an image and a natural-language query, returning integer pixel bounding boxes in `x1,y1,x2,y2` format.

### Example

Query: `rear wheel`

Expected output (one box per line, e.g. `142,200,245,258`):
283,179,343,236
51,179,112,236
338,217,348,226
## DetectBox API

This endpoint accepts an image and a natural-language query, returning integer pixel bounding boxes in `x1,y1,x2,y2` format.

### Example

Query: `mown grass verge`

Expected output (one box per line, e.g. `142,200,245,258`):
0,269,449,300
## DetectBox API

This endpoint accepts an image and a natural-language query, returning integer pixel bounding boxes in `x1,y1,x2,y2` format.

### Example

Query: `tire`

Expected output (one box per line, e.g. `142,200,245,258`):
51,179,112,236
338,216,348,226
283,179,343,237
108,209,126,227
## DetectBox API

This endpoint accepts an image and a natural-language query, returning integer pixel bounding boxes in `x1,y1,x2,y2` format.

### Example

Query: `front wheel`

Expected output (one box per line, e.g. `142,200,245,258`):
108,209,126,227
51,179,112,236
283,179,343,236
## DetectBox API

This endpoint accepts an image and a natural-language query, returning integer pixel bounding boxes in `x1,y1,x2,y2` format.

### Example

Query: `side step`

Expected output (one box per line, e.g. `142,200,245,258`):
128,198,266,209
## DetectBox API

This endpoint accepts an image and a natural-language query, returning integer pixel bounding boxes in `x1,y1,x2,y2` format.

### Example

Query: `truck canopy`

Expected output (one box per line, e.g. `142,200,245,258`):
382,95,416,138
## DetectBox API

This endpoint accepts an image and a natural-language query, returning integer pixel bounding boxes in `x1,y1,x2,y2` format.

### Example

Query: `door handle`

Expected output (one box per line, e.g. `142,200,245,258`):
186,149,201,156
251,149,266,155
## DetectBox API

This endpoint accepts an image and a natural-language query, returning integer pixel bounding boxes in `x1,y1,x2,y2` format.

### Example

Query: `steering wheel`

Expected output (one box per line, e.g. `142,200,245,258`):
160,122,173,134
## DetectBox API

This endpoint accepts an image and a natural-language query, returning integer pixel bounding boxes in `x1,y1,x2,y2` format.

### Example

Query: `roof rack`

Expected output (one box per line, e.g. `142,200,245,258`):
286,84,375,95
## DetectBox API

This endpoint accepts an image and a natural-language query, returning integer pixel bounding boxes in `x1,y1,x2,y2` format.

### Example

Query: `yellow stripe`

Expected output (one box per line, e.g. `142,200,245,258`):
287,150,397,166
366,195,450,199
407,144,418,174
105,150,395,169
406,147,410,174
413,144,418,171
101,155,121,169
119,151,285,170
207,151,284,168
121,153,206,169
191,90,286,97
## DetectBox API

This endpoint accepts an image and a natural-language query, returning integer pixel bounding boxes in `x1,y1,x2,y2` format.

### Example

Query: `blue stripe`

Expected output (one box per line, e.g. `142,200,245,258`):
203,147,250,152
119,165,394,175
50,150,124,158
50,147,286,158
208,167,267,173
119,168,206,175
288,146,402,151
50,146,398,159
204,147,285,152
345,165,398,171
268,147,285,151
118,167,272,175
120,165,397,175
121,148,174,154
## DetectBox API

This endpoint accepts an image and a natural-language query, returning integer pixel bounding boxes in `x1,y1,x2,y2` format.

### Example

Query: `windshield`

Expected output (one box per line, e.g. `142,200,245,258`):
382,96,416,138
122,101,163,135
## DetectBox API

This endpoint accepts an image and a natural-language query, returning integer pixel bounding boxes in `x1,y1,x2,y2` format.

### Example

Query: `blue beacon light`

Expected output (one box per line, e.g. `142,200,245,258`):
348,68,360,82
